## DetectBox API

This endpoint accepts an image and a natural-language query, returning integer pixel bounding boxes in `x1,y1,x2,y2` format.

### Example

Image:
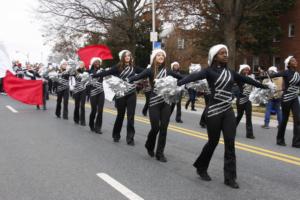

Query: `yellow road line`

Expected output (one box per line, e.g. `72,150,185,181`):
52,97,300,166
102,107,300,166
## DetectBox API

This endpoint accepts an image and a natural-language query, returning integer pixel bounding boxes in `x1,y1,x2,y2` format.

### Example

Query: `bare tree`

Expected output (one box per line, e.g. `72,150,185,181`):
37,0,151,56
158,0,295,69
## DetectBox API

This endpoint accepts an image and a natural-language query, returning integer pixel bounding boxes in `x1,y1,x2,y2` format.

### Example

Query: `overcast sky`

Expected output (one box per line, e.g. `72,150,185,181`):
0,0,50,64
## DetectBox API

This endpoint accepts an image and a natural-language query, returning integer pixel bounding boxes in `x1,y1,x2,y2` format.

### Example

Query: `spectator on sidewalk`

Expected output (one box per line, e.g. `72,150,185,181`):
185,64,198,111
261,66,283,129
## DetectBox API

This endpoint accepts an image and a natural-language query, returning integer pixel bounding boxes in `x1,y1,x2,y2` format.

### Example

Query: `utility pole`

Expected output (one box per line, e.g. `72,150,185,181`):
150,0,158,50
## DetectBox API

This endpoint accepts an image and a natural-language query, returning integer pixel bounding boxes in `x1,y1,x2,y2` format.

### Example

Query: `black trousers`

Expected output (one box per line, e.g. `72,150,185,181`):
89,92,105,131
48,79,53,94
52,81,57,94
74,90,86,124
113,92,137,142
200,94,210,126
186,89,197,109
146,101,171,156
42,82,48,108
55,88,69,118
142,91,151,115
236,100,254,136
170,95,182,121
194,108,237,181
277,98,300,146
0,78,3,92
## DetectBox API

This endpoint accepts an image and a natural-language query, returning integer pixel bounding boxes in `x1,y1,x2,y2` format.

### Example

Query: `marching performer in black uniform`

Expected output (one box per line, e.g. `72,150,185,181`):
129,49,183,162
259,56,300,147
177,44,268,188
92,50,143,144
88,58,105,134
73,61,87,126
170,62,183,123
235,64,255,139
55,60,70,119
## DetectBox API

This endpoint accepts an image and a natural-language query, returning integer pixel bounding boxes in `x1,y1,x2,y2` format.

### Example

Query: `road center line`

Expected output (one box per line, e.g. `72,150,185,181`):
51,97,300,167
6,105,18,113
97,173,144,200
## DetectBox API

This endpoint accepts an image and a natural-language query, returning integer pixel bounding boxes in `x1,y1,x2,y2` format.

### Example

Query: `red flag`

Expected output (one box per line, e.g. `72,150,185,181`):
3,71,43,105
77,45,113,69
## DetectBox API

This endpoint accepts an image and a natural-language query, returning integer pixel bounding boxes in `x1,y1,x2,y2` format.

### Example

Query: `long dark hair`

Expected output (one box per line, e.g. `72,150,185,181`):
90,61,101,74
117,51,134,72
150,56,166,86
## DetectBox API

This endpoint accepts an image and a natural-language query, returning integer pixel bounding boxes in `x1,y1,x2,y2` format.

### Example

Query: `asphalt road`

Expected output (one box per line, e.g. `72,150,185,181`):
0,94,299,200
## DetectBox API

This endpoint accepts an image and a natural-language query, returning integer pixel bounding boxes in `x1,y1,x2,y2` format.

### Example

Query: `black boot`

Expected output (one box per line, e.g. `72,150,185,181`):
145,144,154,157
246,134,255,139
224,179,239,189
95,130,102,134
80,121,86,126
191,105,197,111
196,169,211,181
185,101,189,110
127,139,135,146
199,122,206,128
113,138,120,143
292,144,300,148
156,154,167,162
89,125,95,132
277,139,286,146
176,119,183,123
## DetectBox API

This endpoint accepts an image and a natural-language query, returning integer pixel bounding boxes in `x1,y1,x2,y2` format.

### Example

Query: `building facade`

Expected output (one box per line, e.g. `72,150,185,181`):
241,0,300,72
160,1,300,72
274,0,300,68
160,26,207,72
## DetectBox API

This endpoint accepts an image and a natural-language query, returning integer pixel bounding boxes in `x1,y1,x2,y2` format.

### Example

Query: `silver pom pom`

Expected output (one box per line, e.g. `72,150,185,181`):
104,75,134,97
80,72,90,83
189,64,201,74
154,76,184,104
249,81,276,104
186,79,209,92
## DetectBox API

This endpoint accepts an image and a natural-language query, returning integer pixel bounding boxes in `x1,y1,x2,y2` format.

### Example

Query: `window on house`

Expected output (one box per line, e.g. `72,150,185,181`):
177,38,185,49
253,56,259,66
288,23,295,37
272,56,281,67
273,35,280,42
252,56,259,72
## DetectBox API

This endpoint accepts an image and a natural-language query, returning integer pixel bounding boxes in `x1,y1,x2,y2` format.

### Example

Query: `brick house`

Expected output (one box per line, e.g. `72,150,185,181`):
160,1,300,73
239,0,300,72
160,26,207,72
273,0,300,69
